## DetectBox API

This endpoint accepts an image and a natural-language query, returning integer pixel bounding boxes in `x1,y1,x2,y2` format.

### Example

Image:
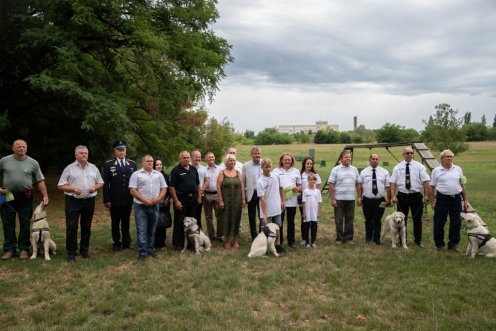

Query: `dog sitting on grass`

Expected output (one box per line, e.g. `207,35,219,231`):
248,223,280,258
182,217,211,255
30,201,57,260
461,212,496,258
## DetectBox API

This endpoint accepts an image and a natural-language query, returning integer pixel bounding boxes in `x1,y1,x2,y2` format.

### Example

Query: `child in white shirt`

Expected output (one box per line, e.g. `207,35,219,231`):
302,174,322,248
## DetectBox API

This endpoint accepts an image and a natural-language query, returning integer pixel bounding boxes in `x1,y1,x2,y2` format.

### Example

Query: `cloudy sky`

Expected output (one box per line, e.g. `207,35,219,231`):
206,0,496,133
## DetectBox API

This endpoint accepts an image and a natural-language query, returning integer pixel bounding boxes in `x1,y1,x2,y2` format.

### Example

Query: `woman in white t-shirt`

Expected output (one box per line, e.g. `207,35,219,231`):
273,153,301,248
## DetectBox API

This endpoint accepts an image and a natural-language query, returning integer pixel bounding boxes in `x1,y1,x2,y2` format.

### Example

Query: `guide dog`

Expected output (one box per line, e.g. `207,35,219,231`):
461,212,496,258
380,211,408,249
30,201,57,260
182,217,211,255
248,223,279,258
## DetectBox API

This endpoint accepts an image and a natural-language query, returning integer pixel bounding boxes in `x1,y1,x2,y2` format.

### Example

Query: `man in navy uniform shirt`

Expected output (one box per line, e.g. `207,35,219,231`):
103,141,136,251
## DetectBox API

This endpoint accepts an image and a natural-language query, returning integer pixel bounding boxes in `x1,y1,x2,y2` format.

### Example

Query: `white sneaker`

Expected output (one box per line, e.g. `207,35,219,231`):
311,243,317,248
300,240,306,246
305,244,311,249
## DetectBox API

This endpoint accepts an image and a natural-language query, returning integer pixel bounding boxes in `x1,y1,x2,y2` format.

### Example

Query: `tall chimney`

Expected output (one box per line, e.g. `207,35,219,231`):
353,116,357,131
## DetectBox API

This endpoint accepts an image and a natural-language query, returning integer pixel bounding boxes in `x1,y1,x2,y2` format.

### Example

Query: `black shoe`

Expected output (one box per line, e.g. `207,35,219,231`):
436,246,445,252
80,252,90,258
113,246,121,252
67,255,76,262
289,243,296,249
415,242,425,249
138,255,146,261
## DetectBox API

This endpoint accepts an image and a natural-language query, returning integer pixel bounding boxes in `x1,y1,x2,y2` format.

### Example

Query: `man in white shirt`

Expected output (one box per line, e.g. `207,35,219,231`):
129,155,167,260
242,146,262,240
58,145,104,262
202,152,221,240
358,153,391,245
390,146,431,248
430,149,468,252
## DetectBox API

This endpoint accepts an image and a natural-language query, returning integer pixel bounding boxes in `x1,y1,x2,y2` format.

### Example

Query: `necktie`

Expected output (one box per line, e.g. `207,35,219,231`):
372,168,378,195
405,163,411,190
120,160,125,168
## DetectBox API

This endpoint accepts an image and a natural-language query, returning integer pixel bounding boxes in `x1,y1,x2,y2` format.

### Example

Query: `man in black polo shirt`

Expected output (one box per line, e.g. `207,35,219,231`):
169,151,202,250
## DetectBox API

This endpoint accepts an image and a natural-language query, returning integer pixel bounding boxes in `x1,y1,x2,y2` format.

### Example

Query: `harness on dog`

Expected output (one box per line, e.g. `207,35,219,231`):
468,233,493,248
32,216,47,223
185,227,201,235
32,228,50,243
262,226,277,238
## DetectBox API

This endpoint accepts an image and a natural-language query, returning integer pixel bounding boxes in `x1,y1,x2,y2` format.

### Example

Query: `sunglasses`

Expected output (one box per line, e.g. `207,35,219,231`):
404,152,414,155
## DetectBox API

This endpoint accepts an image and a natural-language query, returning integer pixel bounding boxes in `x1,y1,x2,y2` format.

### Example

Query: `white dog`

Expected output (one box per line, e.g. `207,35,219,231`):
248,223,279,258
182,217,211,255
30,201,57,260
380,211,408,249
461,212,496,258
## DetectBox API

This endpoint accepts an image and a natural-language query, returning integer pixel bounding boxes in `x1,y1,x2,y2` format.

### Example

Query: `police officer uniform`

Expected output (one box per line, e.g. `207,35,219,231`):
102,141,136,250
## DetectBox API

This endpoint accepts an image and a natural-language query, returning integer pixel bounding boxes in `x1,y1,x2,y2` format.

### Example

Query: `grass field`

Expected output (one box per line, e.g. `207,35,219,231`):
1,142,495,330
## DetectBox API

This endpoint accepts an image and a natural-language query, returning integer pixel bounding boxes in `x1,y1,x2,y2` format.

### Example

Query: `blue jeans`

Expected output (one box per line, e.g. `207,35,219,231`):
134,203,159,257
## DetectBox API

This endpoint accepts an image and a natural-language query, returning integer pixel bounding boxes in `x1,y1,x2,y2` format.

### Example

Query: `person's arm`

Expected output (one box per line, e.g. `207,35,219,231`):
461,184,468,212
130,187,152,206
430,185,436,209
328,183,337,208
259,195,268,224
169,186,182,210
217,171,224,209
356,182,362,206
390,183,397,204
35,180,49,205
423,181,431,203
58,184,82,195
279,185,286,210
201,175,209,192
154,187,167,206
385,185,391,206
239,171,246,207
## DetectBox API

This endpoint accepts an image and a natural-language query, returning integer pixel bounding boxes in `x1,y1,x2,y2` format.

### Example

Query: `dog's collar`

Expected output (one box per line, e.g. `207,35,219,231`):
468,233,492,248
185,227,200,235
32,216,47,223
262,226,277,238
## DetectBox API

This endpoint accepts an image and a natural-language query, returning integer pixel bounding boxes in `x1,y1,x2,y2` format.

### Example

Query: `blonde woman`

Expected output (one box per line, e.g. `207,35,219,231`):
217,154,246,248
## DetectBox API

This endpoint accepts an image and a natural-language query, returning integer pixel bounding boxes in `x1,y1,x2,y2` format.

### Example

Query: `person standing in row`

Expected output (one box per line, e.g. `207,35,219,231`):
274,153,301,248
390,146,431,248
191,150,206,229
169,151,201,251
242,146,262,241
58,145,104,262
430,149,469,252
153,158,171,250
0,139,49,260
102,141,136,252
299,156,321,245
257,158,285,253
358,153,390,245
217,154,246,248
129,155,167,260
202,152,221,240
328,150,360,245
301,174,322,248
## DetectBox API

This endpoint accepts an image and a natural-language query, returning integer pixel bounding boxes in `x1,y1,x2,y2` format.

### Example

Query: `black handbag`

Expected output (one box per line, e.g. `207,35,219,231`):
158,210,172,228
297,193,303,205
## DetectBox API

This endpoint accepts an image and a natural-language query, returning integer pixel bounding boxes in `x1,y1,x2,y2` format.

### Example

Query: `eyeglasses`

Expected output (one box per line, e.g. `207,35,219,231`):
404,152,414,155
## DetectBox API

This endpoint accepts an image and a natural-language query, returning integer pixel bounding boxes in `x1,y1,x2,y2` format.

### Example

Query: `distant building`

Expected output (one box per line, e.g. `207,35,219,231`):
274,121,339,134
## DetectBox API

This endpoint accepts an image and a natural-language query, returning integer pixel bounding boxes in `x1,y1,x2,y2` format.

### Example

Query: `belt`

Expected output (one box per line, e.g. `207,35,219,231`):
398,191,421,195
205,191,217,194
437,192,460,199
177,192,195,198
362,196,385,200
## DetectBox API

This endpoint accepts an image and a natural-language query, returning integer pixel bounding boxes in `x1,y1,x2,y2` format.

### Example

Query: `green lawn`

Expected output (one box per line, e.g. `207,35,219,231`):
1,142,495,330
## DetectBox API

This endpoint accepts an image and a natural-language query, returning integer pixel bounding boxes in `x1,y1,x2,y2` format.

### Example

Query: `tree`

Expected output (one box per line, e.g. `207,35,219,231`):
254,128,293,145
481,114,487,126
493,114,496,128
314,130,339,144
421,103,468,154
463,112,471,124
463,123,489,141
375,123,402,143
0,0,232,167
244,130,255,139
198,117,235,160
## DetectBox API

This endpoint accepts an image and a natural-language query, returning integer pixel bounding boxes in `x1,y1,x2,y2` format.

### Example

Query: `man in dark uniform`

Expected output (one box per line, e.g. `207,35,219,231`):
169,151,202,250
103,141,136,251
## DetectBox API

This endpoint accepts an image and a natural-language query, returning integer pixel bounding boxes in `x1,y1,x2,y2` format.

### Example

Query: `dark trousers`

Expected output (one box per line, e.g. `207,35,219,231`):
362,197,386,244
302,221,318,244
110,204,132,248
172,195,197,250
433,193,462,249
397,192,423,243
281,206,297,245
247,192,261,240
65,196,95,256
334,200,355,242
154,208,171,249
195,201,203,229
0,192,33,253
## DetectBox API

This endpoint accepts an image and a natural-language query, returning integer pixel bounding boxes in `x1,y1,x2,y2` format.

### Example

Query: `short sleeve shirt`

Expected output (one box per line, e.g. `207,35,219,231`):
273,167,302,207
58,161,104,199
302,188,322,222
430,164,463,195
0,155,45,192
169,164,199,194
328,164,360,201
360,166,390,199
257,173,283,218
390,160,430,193
129,168,167,204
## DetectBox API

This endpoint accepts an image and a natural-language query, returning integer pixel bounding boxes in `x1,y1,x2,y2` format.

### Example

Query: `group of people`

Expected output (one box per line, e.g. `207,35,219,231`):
0,139,469,262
